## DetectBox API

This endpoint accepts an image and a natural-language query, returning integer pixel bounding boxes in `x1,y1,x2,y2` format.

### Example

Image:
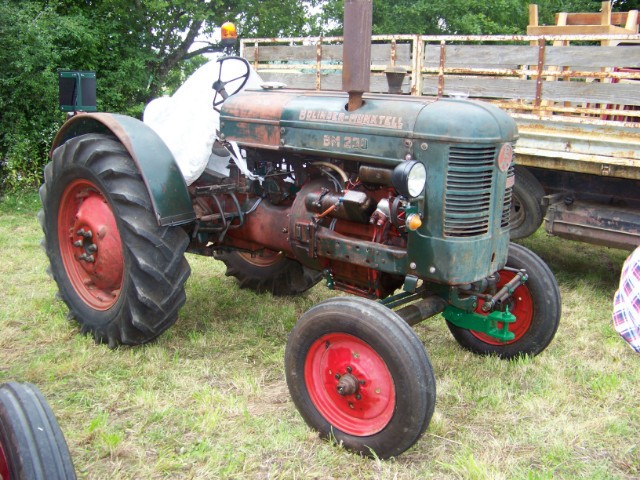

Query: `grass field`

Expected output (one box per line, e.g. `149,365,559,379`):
1,192,638,479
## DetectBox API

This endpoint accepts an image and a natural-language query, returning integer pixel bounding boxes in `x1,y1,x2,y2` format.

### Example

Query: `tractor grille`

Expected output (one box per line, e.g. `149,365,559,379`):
444,145,497,237
501,163,515,229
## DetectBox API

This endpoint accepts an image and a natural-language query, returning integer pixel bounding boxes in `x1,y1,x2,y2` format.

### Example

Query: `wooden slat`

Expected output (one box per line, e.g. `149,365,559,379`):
545,45,640,67
558,12,634,26
527,25,635,35
257,72,399,93
424,45,538,68
423,44,640,69
371,43,411,64
543,79,640,106
421,74,640,106
243,43,411,66
422,75,537,100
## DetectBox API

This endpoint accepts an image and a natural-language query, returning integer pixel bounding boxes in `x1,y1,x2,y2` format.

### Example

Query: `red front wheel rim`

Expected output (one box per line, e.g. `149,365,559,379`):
58,179,124,310
471,270,534,345
304,333,396,436
0,441,9,480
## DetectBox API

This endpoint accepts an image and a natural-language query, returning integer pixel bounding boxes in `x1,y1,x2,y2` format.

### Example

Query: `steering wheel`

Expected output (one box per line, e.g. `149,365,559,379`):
212,56,251,112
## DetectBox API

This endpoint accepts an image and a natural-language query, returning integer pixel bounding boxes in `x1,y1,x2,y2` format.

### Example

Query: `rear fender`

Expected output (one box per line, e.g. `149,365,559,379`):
50,112,195,226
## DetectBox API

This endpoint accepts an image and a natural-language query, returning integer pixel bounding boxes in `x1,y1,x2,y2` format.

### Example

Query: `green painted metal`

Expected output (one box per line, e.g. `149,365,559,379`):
50,113,195,226
315,230,408,275
442,305,516,342
58,71,97,112
222,90,518,284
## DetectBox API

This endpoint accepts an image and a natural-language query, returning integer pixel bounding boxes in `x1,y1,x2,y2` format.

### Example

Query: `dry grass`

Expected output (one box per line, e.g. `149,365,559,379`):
0,192,638,479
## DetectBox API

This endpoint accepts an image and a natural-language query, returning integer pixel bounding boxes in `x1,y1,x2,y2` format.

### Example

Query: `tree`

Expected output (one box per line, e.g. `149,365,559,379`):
0,0,324,192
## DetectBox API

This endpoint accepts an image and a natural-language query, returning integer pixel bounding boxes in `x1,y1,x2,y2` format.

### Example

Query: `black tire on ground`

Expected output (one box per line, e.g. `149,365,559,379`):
39,133,191,347
446,243,561,359
285,297,436,459
216,250,322,295
0,382,76,480
510,165,546,239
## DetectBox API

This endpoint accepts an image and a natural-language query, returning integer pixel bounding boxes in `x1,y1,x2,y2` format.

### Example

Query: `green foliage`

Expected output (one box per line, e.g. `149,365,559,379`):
370,0,601,35
0,0,325,194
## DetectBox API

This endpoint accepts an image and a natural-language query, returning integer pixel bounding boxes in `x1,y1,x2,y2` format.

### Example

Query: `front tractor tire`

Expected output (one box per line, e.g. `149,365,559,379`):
39,133,190,347
447,243,561,359
216,250,322,295
0,382,76,480
285,297,436,458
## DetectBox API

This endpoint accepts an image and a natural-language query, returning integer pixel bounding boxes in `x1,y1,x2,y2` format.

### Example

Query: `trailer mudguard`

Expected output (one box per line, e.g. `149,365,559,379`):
50,112,195,226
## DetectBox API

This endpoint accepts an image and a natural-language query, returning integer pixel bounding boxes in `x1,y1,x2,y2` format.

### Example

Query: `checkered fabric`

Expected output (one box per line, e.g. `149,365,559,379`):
613,246,640,353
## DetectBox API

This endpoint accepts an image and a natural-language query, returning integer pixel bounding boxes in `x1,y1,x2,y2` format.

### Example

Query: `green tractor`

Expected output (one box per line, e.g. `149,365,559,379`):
39,0,560,459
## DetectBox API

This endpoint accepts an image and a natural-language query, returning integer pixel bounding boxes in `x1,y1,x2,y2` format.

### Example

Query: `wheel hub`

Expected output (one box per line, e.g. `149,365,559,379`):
304,333,396,436
336,372,359,396
58,179,124,310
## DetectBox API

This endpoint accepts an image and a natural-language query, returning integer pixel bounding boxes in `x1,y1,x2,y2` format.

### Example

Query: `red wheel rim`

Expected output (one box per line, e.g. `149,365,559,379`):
471,270,534,345
58,179,124,310
237,250,283,267
0,441,9,480
304,333,396,436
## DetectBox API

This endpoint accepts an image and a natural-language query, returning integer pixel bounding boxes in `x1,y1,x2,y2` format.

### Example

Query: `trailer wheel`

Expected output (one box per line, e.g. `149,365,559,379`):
0,382,76,480
510,166,545,239
216,250,321,295
39,133,191,347
285,297,436,458
446,243,560,359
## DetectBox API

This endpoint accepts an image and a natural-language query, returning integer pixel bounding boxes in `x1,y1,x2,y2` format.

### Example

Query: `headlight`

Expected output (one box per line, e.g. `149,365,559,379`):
392,161,426,199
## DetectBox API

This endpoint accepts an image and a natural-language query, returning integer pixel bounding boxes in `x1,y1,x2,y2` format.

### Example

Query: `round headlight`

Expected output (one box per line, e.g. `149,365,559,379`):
392,161,426,199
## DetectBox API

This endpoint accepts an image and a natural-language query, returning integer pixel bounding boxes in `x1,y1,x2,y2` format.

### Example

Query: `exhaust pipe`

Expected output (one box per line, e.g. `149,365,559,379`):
342,0,372,111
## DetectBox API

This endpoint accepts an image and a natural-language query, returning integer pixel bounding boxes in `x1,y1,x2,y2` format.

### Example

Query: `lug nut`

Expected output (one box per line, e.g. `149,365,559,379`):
86,244,98,253
73,240,83,247
78,253,95,263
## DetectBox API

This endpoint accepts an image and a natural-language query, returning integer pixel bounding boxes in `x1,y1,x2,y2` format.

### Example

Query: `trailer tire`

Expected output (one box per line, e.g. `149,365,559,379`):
216,250,322,295
39,133,190,347
510,166,545,239
0,382,76,480
285,297,436,459
446,243,560,359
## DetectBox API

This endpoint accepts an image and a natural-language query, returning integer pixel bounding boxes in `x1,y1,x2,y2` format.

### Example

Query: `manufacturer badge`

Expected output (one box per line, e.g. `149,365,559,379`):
497,143,513,172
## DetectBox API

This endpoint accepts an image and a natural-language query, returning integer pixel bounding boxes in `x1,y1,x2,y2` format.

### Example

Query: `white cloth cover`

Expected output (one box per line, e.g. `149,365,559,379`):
143,55,262,185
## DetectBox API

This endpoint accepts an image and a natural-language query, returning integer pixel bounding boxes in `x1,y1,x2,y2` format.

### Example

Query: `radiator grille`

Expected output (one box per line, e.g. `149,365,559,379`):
444,145,497,237
501,164,515,228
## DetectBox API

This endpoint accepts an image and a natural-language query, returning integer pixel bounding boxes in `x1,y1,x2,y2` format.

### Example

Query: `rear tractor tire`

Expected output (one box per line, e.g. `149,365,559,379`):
510,165,546,240
446,243,561,359
0,382,76,480
285,297,436,458
216,250,322,295
39,133,191,347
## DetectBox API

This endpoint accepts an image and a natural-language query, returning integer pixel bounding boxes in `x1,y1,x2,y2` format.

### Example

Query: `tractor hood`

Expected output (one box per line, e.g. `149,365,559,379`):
220,89,518,167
